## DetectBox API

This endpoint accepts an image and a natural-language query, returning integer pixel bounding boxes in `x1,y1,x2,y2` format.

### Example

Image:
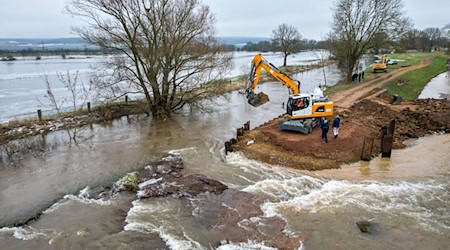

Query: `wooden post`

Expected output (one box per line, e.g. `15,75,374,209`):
125,95,128,104
361,137,375,161
37,109,42,121
388,119,396,136
381,135,393,158
244,121,250,131
87,102,91,113
237,127,244,137
224,141,233,155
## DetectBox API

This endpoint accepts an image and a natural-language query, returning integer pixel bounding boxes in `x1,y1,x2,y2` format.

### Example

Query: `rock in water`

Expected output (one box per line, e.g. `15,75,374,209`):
356,220,380,235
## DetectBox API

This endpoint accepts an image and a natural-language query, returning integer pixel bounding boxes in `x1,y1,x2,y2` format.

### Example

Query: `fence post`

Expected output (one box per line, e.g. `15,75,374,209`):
224,141,233,155
244,121,250,131
37,109,42,121
237,127,244,137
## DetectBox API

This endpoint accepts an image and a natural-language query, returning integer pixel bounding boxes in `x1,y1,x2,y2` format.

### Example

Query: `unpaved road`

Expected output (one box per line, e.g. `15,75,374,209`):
234,57,450,171
330,57,431,109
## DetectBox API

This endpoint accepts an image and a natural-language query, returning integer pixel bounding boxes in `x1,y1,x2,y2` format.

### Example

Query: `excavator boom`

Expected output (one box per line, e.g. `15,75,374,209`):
245,53,334,134
246,54,300,106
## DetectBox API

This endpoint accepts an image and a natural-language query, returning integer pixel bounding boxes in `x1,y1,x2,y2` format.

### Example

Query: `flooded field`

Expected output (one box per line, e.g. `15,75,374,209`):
1,52,449,249
419,71,450,100
0,51,328,123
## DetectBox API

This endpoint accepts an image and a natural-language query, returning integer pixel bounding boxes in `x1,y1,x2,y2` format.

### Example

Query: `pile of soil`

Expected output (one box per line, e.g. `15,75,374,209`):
234,93,450,171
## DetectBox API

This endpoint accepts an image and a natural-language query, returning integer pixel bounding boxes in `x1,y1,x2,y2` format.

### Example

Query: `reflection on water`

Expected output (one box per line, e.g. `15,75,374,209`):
316,134,450,181
1,61,450,249
0,51,333,122
419,71,450,100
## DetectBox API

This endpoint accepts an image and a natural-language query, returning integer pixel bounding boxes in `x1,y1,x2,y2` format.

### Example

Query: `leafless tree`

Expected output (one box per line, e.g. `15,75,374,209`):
40,73,65,115
423,27,442,51
39,70,91,115
327,0,411,81
66,0,232,117
57,70,91,111
272,23,302,66
313,49,330,86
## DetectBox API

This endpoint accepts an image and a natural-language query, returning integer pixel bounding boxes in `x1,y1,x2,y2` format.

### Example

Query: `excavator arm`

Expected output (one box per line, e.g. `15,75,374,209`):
244,53,334,134
246,53,301,106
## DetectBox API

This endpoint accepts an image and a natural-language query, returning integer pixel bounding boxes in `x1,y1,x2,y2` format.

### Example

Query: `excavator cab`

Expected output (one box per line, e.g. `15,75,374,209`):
287,94,312,117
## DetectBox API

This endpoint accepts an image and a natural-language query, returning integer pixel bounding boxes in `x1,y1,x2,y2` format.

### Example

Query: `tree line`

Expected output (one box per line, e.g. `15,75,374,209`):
51,0,449,118
239,39,328,52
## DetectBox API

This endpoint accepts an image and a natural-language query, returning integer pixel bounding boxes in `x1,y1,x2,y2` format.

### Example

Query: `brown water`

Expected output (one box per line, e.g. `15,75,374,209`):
419,71,450,100
1,68,450,249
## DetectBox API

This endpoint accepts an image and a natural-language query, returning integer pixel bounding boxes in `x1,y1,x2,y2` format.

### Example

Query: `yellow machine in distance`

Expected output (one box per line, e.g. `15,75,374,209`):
372,54,387,73
246,53,334,133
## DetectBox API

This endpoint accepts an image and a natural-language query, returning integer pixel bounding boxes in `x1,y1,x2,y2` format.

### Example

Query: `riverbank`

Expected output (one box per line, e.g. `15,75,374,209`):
234,92,450,170
0,59,334,147
232,52,449,171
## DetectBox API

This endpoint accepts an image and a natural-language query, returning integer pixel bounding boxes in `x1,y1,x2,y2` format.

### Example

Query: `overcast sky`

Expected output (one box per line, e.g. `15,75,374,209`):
0,0,448,39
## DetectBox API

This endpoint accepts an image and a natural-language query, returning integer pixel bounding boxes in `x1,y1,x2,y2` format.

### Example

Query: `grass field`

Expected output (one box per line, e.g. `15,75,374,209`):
384,54,448,99
325,52,440,96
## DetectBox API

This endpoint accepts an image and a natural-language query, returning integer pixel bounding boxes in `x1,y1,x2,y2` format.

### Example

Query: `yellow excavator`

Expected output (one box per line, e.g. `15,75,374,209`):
372,54,387,73
246,53,334,134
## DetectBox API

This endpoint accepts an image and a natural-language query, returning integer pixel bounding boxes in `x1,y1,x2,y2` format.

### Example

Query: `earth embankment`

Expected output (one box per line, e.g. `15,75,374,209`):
234,92,450,171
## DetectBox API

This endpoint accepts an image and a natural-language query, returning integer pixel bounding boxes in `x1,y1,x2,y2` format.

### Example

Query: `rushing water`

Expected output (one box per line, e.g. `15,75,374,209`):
1,53,449,249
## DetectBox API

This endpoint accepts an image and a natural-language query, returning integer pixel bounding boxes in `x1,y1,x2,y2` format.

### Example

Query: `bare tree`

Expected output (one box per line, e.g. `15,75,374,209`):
272,23,302,66
313,49,330,87
66,0,232,117
327,0,411,81
423,27,442,51
39,70,91,115
40,73,65,115
57,70,91,112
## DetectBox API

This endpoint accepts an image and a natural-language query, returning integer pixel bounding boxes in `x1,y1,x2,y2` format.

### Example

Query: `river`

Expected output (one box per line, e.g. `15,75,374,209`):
0,51,327,123
0,52,449,249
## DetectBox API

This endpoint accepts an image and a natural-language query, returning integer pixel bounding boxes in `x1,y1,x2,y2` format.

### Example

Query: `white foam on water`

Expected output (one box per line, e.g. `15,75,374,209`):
42,199,68,214
42,186,109,215
243,175,325,202
78,186,91,199
63,194,112,206
0,226,56,241
225,152,299,181
124,199,173,233
124,199,207,249
216,240,278,250
159,229,206,250
168,147,198,156
259,179,450,233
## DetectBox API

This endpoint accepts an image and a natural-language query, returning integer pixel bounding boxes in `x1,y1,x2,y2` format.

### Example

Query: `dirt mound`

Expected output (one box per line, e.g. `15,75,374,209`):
234,94,450,171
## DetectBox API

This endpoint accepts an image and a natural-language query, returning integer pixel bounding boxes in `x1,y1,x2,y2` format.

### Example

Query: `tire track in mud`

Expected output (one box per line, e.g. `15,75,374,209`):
330,57,431,110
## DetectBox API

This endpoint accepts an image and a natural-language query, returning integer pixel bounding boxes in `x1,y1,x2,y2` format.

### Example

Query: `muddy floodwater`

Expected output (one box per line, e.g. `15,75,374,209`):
1,60,450,249
419,71,450,100
0,51,327,122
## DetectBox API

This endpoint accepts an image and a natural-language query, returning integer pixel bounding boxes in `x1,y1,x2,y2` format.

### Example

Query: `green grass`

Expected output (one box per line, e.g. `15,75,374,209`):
325,52,435,96
384,54,448,99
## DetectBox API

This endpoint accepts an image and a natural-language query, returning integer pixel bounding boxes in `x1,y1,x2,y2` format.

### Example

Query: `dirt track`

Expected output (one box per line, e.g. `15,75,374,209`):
234,59,450,171
331,57,431,110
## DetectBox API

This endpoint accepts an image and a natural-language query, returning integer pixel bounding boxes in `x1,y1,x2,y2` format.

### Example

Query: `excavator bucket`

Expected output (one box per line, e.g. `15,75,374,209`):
247,92,270,107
